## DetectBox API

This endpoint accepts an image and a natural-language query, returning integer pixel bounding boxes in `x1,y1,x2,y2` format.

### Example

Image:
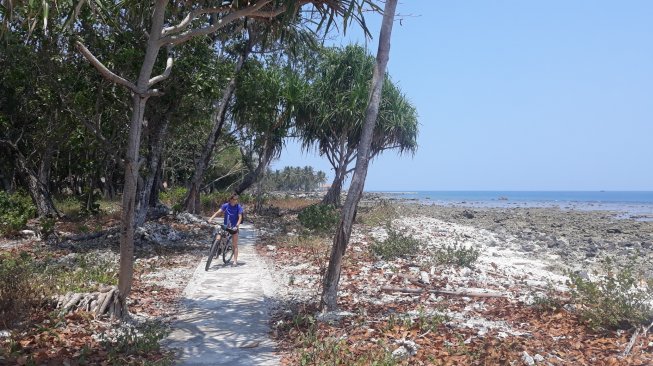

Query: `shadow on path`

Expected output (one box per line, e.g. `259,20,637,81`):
164,224,279,366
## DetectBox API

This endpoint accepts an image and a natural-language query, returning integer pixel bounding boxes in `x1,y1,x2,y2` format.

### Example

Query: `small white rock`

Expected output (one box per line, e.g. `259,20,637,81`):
391,340,418,360
419,271,431,285
533,354,545,362
391,346,410,360
521,351,535,366
266,245,276,251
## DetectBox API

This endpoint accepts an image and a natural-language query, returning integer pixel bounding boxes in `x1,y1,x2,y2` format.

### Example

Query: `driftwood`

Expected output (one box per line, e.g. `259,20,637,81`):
381,286,505,298
397,273,426,287
622,320,653,357
622,327,641,357
62,227,119,242
55,286,120,318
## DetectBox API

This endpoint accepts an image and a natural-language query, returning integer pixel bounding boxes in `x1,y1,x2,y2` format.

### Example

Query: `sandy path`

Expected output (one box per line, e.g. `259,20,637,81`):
164,224,279,365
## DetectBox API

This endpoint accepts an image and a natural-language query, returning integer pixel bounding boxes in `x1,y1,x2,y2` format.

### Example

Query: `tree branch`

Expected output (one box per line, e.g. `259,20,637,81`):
162,5,231,36
159,0,272,46
75,41,138,93
148,47,174,87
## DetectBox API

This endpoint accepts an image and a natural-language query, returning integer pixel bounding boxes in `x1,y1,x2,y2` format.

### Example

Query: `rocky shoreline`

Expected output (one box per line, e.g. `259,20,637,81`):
258,195,653,364
393,204,653,276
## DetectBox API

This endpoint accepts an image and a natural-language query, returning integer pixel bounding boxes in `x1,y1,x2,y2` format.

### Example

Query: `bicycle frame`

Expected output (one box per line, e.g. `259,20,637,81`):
205,224,236,270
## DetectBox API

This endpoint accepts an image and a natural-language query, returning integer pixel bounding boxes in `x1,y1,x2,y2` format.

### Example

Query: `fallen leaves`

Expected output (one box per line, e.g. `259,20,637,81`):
259,216,653,366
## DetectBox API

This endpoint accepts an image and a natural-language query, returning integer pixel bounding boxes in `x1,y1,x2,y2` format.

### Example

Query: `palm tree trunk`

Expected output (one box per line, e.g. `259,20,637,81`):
321,0,398,311
321,163,347,206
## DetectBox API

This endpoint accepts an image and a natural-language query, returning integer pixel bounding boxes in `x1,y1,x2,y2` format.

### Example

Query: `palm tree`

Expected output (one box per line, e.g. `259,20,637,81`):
321,0,399,311
296,44,417,206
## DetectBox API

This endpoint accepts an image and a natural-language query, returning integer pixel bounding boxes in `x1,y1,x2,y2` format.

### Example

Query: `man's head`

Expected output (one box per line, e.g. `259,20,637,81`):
229,193,239,205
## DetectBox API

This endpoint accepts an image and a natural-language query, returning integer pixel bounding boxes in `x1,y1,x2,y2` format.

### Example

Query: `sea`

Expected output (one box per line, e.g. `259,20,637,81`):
372,191,653,220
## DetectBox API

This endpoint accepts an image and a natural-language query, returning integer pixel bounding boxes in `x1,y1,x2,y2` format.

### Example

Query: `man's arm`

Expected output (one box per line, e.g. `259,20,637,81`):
236,213,243,227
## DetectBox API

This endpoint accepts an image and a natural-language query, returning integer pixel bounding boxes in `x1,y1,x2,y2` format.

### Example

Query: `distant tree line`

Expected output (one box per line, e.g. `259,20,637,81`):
263,166,327,192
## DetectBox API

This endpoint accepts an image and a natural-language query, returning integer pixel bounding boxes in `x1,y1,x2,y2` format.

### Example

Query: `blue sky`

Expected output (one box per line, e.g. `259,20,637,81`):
272,1,653,191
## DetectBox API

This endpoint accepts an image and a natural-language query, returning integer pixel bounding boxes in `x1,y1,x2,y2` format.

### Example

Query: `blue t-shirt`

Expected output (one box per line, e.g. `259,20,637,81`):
221,203,243,227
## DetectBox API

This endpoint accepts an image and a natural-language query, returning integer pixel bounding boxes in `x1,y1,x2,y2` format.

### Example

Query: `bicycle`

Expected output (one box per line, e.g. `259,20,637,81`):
205,224,237,271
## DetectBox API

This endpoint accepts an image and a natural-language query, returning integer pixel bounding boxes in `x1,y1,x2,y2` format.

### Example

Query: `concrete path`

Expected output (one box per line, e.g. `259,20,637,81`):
165,224,280,365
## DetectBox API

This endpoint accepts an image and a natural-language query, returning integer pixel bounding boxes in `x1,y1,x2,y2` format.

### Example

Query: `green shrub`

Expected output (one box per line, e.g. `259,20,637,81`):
298,204,339,233
567,260,653,330
431,242,480,268
0,252,43,328
0,191,36,235
372,226,422,260
239,193,254,204
55,196,82,217
159,187,188,207
529,283,566,313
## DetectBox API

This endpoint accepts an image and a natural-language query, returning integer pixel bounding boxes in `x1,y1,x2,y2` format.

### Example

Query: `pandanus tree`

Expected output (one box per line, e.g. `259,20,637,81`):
183,16,320,212
296,44,418,206
322,0,400,310
232,60,306,194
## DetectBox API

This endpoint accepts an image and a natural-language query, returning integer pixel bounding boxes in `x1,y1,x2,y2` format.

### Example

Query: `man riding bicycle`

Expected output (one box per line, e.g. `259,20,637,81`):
208,193,244,266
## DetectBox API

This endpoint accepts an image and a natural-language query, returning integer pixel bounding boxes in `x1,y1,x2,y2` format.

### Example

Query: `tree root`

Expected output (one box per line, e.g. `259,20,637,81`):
55,286,121,318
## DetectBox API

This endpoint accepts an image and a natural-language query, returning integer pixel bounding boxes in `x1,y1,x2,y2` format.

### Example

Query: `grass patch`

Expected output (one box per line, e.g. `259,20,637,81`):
41,252,118,294
430,242,480,269
0,252,46,328
279,313,398,366
566,259,653,330
371,226,422,260
357,200,396,227
268,198,317,211
383,308,449,334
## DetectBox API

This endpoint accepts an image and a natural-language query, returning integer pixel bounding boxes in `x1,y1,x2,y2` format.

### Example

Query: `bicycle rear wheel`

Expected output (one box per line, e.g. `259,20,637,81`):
222,236,234,264
205,235,219,271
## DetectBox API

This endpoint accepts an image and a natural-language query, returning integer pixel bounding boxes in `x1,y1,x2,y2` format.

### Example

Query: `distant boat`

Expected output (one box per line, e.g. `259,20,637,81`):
498,196,509,201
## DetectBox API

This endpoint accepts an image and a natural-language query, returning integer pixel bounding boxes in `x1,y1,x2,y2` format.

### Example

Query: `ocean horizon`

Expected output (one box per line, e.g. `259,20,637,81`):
369,191,653,218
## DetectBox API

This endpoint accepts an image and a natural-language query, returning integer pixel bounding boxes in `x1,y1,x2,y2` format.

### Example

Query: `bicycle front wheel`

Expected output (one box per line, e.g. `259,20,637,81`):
205,236,219,271
222,236,234,264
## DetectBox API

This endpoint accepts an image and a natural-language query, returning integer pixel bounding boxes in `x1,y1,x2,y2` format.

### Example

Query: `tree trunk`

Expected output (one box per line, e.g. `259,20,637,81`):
38,139,55,192
117,94,147,317
135,102,175,227
184,40,251,213
1,142,59,217
234,138,275,195
149,159,163,206
116,0,168,317
321,159,348,206
321,0,398,311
